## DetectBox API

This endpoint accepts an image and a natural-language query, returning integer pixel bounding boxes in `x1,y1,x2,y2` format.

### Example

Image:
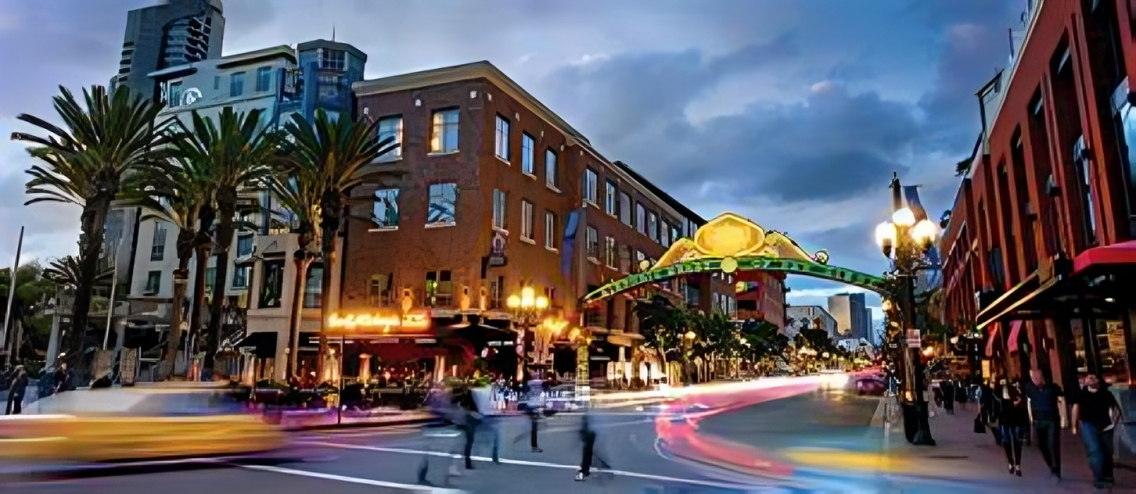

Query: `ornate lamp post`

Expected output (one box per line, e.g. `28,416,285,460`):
875,174,939,446
683,330,696,384
506,286,549,381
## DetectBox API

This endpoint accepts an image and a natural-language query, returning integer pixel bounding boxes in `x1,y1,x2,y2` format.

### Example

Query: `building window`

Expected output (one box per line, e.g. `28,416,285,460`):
230,71,245,97
620,192,631,225
151,222,167,261
635,250,647,272
661,221,671,247
237,234,254,257
619,245,631,274
259,260,284,309
430,109,459,153
425,270,453,307
521,133,535,175
376,116,402,161
213,75,220,91
144,270,161,294
368,273,392,308
489,276,504,310
648,211,659,242
232,265,249,288
582,168,598,204
319,49,346,71
671,224,682,243
544,287,557,307
168,81,183,107
1073,135,1098,245
605,181,617,215
545,211,558,250
521,200,534,240
256,67,272,92
372,188,399,230
545,149,558,189
427,183,458,226
303,264,323,308
205,267,216,291
493,189,507,230
636,203,646,234
605,236,616,267
586,226,599,260
495,115,510,161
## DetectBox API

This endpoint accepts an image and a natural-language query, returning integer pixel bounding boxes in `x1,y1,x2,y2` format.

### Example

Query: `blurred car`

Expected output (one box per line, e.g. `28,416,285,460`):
855,375,886,396
544,383,581,413
0,383,286,463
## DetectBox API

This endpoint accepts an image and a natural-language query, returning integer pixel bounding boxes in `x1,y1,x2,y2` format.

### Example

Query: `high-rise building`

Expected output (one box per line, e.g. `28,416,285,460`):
828,292,869,339
113,0,226,101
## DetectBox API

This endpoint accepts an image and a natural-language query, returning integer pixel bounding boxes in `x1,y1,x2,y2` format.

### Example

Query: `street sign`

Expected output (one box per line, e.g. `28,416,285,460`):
906,329,921,348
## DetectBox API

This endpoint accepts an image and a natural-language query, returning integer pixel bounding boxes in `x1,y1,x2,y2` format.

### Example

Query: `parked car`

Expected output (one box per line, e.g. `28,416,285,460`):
855,375,887,396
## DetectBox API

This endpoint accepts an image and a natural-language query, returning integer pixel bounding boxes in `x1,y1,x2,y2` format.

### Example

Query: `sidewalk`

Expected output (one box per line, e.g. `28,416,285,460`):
877,396,1136,491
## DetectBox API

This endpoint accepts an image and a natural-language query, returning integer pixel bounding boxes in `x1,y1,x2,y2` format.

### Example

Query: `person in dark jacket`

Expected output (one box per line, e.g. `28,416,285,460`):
1023,369,1063,479
53,363,71,394
5,366,28,415
1072,374,1121,489
995,379,1028,476
941,378,955,415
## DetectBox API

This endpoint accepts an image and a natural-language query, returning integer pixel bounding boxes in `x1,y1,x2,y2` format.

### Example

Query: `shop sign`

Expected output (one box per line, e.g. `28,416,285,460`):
906,329,921,348
327,311,431,331
590,356,611,361
415,338,437,344
488,230,507,267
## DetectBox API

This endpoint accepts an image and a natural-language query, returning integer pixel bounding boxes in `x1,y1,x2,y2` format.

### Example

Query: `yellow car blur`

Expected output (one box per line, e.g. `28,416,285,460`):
0,382,286,463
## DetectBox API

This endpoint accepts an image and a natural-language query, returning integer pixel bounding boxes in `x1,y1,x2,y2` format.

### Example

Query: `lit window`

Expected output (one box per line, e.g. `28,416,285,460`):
605,237,616,267
427,183,458,226
430,109,459,153
372,188,399,229
661,221,671,247
303,264,323,308
648,211,658,241
586,226,599,260
545,211,558,250
583,168,598,203
521,133,535,175
259,260,284,308
495,115,510,161
521,200,534,240
545,149,558,189
256,67,272,92
426,270,453,307
376,116,402,161
493,189,507,230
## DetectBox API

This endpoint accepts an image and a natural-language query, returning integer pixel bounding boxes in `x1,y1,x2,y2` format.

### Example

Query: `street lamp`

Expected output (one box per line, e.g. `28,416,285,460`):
507,286,550,381
875,173,938,446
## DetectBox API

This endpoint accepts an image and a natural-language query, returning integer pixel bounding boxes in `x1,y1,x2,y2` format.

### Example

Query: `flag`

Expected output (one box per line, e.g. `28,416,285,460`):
561,208,581,280
903,185,928,222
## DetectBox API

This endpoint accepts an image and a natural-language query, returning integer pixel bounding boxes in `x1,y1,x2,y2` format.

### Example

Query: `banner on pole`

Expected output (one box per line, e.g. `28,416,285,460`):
906,329,922,348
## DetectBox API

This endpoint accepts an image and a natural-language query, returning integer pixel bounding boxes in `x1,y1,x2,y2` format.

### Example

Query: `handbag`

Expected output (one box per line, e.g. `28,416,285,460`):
973,414,986,434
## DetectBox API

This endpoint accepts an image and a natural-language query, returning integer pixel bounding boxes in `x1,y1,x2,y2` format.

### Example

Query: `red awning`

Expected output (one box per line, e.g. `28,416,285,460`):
1007,320,1023,353
985,322,1000,358
1073,240,1136,275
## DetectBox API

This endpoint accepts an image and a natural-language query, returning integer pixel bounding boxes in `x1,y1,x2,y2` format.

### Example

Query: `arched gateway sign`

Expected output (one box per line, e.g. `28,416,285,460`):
582,212,888,304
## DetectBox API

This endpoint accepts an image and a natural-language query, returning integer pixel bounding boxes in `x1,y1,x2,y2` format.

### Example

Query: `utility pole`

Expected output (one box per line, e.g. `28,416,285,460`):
2,226,24,369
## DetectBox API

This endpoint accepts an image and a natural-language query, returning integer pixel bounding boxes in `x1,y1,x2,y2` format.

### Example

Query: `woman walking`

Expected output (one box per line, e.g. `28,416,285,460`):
994,378,1028,476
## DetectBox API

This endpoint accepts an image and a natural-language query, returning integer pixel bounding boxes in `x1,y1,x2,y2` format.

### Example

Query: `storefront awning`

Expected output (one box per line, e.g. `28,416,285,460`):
985,322,1000,358
975,271,1058,330
235,331,277,359
1073,240,1136,276
1007,320,1023,353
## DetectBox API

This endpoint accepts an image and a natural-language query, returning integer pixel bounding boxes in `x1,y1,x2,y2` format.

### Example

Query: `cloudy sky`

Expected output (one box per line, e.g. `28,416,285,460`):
0,0,1024,316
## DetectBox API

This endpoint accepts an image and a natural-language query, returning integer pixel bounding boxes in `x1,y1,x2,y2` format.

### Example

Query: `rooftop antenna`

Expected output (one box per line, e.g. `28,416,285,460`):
332,25,336,42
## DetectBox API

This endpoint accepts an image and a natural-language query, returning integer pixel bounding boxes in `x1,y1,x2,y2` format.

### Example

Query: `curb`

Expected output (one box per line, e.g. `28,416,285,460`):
283,415,438,432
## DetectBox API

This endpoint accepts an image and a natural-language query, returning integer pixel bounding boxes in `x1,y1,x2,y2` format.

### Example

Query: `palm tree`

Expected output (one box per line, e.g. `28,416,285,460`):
122,152,213,379
267,169,320,378
178,107,279,374
11,85,172,360
279,109,398,379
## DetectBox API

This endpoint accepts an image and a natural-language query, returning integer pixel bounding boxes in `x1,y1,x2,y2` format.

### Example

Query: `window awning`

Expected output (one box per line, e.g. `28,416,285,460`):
1073,240,1136,276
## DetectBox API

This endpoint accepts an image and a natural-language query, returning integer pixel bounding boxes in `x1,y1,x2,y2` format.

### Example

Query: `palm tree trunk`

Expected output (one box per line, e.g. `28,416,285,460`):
67,195,113,361
160,228,196,380
188,243,210,363
286,254,311,380
316,229,335,383
205,190,237,376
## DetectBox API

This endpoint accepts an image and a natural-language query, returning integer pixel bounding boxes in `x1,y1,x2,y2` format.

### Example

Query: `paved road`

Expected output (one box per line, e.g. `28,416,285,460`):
2,381,1031,494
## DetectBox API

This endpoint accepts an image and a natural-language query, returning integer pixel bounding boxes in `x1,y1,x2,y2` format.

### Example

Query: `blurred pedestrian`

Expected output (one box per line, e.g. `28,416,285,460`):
941,378,955,415
471,380,500,463
1072,374,1120,489
994,378,1027,476
575,401,608,481
1024,369,1062,480
417,382,463,486
524,372,545,452
5,366,28,415
53,363,71,394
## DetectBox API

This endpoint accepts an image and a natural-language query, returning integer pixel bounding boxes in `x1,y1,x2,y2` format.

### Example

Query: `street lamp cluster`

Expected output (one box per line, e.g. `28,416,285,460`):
873,176,941,447
506,286,550,381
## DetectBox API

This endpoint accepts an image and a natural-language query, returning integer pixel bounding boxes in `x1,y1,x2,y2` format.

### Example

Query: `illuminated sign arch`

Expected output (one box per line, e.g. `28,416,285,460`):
582,212,887,304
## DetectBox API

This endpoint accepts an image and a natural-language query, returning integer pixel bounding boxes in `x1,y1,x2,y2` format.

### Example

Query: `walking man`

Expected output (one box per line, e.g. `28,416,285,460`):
524,373,545,453
5,366,28,415
1072,374,1121,489
1023,369,1063,480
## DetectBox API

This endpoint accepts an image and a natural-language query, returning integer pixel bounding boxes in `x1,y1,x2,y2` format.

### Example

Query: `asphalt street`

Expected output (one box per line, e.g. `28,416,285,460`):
1,383,1041,494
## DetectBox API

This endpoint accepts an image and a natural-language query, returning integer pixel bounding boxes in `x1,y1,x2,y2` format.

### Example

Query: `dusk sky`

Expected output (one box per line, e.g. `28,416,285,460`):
0,0,1025,316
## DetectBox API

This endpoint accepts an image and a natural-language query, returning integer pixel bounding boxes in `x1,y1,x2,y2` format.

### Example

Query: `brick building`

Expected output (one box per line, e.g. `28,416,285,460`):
337,61,734,383
938,0,1136,394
